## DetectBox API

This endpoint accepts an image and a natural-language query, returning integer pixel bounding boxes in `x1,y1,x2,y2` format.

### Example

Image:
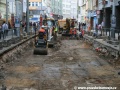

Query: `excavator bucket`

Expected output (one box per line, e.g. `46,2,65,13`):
33,48,48,55
33,38,48,55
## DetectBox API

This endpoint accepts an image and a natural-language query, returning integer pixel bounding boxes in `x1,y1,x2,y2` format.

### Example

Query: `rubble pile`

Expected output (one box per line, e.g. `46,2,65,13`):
1,40,34,64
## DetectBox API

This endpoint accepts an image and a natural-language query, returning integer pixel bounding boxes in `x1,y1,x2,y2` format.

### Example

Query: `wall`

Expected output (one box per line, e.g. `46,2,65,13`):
62,0,71,19
0,0,6,19
70,0,78,19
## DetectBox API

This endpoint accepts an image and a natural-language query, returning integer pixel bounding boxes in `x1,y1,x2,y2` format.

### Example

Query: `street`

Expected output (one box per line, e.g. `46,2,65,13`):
0,37,120,90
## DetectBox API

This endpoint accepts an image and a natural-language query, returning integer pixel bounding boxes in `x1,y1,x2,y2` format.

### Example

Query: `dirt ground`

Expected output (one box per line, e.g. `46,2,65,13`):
0,36,120,90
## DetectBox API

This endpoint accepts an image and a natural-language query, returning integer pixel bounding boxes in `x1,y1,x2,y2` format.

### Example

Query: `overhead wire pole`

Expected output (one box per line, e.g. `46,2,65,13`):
6,0,8,24
41,0,42,15
27,0,29,33
111,0,116,39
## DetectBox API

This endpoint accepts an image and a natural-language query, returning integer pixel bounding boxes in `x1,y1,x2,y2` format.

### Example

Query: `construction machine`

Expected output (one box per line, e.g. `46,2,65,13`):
58,19,66,34
33,18,55,55
58,18,76,36
33,26,48,55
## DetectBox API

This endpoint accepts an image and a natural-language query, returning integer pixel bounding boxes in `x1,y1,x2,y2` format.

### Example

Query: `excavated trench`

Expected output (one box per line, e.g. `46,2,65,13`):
0,37,120,90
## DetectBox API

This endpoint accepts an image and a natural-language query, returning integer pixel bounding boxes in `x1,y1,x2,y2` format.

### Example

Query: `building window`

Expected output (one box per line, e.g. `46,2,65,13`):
39,2,41,6
36,2,38,6
32,2,34,6
29,2,31,6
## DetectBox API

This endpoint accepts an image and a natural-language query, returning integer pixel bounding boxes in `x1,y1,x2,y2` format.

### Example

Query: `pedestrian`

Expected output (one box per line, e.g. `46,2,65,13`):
22,21,25,32
70,27,75,38
78,22,81,31
74,27,77,37
2,21,8,39
98,23,102,35
79,31,83,39
0,25,2,39
54,26,58,41
95,24,98,36
33,22,36,33
8,22,11,29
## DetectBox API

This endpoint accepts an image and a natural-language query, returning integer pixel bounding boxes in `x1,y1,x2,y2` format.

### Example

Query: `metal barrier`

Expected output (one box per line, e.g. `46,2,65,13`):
0,28,35,50
102,28,120,40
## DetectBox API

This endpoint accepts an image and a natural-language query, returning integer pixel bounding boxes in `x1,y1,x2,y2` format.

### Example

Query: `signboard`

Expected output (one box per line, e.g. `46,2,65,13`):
15,16,20,27
111,16,116,28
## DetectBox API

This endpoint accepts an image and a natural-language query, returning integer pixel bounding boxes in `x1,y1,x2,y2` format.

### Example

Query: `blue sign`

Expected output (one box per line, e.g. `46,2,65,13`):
15,16,20,27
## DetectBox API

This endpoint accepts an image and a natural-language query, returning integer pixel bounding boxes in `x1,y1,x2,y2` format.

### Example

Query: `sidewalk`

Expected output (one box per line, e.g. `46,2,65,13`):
0,35,20,51
90,29,119,40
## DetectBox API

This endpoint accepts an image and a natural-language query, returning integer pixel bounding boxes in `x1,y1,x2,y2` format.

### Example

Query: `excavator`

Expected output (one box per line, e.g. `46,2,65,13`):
33,18,55,55
58,18,76,36
33,25,48,55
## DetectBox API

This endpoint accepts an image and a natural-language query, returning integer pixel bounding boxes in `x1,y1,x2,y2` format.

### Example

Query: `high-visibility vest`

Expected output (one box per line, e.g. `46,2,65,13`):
74,29,77,34
39,28,45,33
54,27,58,32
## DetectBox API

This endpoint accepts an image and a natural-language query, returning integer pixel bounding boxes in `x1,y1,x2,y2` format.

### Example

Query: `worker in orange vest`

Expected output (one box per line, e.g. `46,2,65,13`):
69,28,74,38
38,25,46,39
74,27,77,37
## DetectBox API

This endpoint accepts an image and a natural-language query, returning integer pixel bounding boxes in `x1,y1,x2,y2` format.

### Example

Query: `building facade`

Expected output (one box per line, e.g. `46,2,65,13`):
42,0,52,17
62,0,78,20
62,0,71,19
79,0,120,38
0,0,7,19
29,0,43,22
70,0,78,19
79,0,87,23
51,0,63,20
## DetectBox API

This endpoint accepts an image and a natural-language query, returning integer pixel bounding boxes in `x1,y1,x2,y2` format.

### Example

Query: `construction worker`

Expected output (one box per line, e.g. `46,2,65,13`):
38,25,46,39
54,26,58,41
69,27,74,38
74,27,77,37
69,28,73,36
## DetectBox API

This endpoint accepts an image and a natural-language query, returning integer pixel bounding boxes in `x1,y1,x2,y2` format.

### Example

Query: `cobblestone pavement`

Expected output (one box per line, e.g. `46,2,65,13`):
0,39,120,90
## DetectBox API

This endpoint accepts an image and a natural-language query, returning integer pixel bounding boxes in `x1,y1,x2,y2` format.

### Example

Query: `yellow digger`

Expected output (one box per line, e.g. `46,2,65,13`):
33,18,55,55
33,26,48,55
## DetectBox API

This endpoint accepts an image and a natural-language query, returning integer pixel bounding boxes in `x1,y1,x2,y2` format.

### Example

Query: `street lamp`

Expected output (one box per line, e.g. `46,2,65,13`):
26,0,29,33
6,0,8,24
111,0,116,39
